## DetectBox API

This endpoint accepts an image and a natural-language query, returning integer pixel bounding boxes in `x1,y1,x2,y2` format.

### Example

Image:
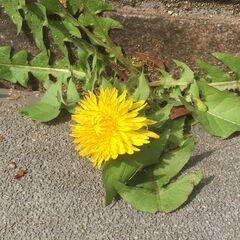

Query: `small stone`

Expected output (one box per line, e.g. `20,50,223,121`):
8,161,17,170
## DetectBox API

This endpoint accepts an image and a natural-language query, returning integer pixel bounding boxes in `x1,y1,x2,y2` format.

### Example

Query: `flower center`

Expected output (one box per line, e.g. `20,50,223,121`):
93,113,118,136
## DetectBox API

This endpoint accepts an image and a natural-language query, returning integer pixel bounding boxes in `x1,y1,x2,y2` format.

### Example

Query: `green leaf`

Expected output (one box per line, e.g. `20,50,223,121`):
62,19,81,38
132,72,150,101
0,47,29,86
174,60,194,89
101,77,113,89
188,79,199,99
48,20,71,58
0,47,85,88
83,52,105,91
114,138,203,213
19,103,61,122
102,130,170,206
78,11,122,42
67,78,80,103
80,0,113,13
159,70,175,89
40,0,67,16
68,0,81,14
196,59,231,82
24,3,48,52
128,137,194,189
213,52,240,77
168,117,186,146
19,80,62,122
77,0,122,42
115,171,202,213
148,103,173,128
157,170,202,212
64,78,80,113
193,81,240,138
2,0,24,33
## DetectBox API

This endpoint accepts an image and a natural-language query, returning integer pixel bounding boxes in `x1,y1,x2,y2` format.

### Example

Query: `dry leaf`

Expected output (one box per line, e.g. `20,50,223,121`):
8,95,21,101
135,52,165,70
15,169,27,180
170,107,192,120
0,134,4,142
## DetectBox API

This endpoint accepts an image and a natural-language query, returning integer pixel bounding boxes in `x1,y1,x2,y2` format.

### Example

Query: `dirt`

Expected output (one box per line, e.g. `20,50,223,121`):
110,0,240,15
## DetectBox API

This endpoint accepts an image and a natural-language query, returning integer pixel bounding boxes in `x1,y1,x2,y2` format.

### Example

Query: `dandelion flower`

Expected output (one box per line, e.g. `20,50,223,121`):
71,87,159,168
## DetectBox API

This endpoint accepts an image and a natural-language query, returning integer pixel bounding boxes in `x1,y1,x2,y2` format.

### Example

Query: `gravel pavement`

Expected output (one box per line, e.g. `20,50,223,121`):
0,89,239,240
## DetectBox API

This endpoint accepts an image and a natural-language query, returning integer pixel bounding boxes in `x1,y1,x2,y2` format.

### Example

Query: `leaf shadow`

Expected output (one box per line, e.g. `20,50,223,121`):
46,109,71,125
174,150,215,211
183,150,215,171
178,175,215,211
227,131,240,139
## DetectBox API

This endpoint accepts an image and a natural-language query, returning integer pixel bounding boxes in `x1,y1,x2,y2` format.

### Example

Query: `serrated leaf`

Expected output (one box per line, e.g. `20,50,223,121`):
40,0,79,27
0,47,85,89
132,72,150,101
48,20,70,58
196,59,231,82
102,130,170,206
213,52,240,77
2,0,24,33
0,48,29,86
77,0,122,42
11,50,29,86
192,81,240,138
24,3,48,52
78,12,122,42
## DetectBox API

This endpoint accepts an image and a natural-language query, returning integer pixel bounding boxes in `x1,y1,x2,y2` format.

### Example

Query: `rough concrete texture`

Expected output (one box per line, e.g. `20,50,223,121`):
0,89,240,240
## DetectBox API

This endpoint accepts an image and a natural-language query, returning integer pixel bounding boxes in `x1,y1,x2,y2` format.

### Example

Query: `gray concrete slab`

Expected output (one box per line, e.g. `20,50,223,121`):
0,90,239,240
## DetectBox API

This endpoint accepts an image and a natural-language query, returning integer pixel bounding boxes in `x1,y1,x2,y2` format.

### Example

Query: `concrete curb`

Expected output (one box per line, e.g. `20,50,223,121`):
108,9,240,68
0,3,240,70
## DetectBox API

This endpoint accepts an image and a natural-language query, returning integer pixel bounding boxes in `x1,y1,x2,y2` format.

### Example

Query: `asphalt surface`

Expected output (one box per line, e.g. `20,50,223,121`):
0,89,239,240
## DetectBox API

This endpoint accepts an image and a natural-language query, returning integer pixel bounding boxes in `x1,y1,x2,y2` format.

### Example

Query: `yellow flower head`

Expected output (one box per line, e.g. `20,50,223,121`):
70,88,159,168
